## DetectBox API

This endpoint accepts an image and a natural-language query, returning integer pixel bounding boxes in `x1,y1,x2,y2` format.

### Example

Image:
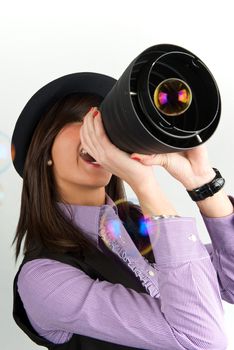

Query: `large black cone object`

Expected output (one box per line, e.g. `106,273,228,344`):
99,44,221,154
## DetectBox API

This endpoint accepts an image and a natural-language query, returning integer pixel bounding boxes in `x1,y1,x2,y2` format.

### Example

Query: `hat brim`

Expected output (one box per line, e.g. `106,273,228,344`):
11,72,117,177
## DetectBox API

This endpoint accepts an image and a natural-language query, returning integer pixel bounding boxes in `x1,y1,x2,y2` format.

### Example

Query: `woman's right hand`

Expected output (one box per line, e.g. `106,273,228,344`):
79,107,157,190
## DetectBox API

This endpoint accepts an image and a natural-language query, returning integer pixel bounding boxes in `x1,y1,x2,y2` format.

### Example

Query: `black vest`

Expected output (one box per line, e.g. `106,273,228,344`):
13,223,153,350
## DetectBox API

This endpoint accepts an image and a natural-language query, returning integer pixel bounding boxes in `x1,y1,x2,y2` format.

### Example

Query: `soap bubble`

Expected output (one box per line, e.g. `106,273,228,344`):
0,131,12,174
103,196,160,258
154,78,192,116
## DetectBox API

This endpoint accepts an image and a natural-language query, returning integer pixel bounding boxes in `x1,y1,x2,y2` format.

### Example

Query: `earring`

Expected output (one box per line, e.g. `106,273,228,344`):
47,159,53,166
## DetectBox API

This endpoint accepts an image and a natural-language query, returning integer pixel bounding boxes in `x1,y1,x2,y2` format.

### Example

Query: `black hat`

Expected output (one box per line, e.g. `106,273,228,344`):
11,72,117,178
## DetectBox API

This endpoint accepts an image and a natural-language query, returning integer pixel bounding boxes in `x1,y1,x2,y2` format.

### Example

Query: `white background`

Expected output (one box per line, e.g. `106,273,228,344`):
0,0,234,349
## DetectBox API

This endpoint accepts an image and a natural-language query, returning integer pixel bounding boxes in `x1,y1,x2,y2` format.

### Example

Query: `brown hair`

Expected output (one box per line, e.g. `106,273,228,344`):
12,93,154,263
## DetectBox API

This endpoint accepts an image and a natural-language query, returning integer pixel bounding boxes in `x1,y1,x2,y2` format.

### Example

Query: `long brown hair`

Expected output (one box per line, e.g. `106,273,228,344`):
12,93,154,263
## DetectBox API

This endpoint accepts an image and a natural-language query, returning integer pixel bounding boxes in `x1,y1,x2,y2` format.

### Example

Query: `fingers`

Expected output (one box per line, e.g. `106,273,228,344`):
92,109,119,157
81,107,108,162
80,107,98,158
130,152,169,168
130,153,157,161
92,110,111,145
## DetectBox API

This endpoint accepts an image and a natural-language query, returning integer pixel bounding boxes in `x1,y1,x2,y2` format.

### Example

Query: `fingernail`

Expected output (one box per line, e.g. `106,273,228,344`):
88,107,93,113
132,157,141,161
93,110,99,118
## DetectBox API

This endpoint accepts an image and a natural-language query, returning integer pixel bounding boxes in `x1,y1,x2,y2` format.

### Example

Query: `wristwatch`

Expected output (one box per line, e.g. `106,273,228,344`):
186,167,225,202
145,168,225,219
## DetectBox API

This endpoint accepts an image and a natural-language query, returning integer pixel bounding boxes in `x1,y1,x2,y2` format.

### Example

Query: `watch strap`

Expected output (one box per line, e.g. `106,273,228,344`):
186,168,225,202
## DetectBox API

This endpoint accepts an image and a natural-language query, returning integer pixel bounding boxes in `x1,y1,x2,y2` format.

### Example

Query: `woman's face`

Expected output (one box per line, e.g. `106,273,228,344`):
50,121,112,203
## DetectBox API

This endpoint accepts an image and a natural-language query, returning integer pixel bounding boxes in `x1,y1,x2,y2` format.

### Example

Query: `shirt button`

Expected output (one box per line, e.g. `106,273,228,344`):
148,270,155,276
188,234,197,242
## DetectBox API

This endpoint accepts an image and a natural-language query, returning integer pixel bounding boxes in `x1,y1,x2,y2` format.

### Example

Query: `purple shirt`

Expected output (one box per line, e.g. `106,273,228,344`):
17,193,234,350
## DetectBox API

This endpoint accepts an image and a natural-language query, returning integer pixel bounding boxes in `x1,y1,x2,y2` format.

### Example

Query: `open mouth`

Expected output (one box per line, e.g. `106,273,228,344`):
79,148,99,164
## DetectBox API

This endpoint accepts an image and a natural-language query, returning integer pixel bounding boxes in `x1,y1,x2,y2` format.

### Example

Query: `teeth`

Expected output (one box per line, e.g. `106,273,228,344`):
80,148,99,164
80,148,88,155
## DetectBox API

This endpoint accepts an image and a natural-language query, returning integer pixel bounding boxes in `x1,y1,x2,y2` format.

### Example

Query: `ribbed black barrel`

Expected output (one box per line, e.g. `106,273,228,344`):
99,44,221,155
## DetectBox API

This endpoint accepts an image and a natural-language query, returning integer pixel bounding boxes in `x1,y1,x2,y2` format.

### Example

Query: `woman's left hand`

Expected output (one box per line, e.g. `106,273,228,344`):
130,144,216,190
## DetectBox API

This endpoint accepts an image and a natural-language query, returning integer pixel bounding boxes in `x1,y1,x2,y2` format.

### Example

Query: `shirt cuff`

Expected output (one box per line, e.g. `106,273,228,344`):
200,195,234,252
147,217,209,268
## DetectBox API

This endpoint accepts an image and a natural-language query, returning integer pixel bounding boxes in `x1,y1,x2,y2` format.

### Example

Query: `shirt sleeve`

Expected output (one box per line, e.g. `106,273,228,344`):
200,194,234,304
17,214,228,350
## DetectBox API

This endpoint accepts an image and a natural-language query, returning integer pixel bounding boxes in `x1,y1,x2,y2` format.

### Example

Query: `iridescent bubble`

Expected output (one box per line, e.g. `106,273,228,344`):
139,217,149,237
106,219,122,241
0,131,12,173
153,78,192,116
106,196,160,258
99,216,123,250
138,216,161,257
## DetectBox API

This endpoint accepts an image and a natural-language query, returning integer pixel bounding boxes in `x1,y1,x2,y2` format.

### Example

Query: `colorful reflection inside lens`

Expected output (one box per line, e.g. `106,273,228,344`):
178,89,188,103
153,78,192,116
158,92,168,106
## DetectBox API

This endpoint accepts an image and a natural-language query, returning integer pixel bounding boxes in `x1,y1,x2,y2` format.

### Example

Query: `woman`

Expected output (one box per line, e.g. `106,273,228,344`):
12,72,234,350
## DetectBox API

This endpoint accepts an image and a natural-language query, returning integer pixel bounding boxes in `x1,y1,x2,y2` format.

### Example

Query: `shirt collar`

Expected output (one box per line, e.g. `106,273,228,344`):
56,193,118,248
